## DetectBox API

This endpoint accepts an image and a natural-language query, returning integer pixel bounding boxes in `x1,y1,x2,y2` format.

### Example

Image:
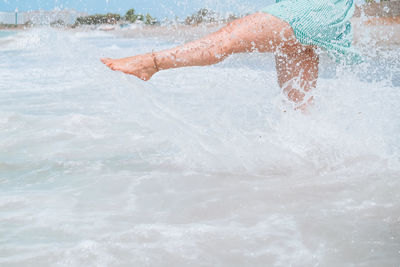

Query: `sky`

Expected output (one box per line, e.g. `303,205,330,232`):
0,0,278,19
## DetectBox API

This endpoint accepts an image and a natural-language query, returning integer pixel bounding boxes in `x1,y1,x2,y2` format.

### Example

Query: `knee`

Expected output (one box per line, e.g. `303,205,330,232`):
286,87,306,103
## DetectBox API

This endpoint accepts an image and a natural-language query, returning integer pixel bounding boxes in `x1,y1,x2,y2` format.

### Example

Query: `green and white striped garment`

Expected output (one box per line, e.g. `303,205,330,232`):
262,0,362,63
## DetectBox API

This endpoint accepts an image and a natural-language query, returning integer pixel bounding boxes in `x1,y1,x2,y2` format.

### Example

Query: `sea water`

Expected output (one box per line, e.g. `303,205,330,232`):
0,28,399,266
0,31,16,38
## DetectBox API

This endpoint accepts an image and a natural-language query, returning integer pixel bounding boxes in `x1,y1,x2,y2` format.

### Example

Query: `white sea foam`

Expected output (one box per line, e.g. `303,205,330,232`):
0,28,399,266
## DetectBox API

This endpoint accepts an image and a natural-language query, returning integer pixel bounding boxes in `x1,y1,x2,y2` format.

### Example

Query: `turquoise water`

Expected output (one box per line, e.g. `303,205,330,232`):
0,31,16,38
0,28,399,266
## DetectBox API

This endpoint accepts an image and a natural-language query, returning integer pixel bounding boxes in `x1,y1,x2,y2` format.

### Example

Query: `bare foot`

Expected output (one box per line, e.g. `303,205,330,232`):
100,53,158,81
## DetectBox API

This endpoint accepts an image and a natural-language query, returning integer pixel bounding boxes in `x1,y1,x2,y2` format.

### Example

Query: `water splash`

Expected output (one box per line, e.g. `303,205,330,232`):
0,26,399,266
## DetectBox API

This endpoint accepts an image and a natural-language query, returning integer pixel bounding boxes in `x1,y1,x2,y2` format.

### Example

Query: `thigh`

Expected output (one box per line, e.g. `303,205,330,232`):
225,12,303,54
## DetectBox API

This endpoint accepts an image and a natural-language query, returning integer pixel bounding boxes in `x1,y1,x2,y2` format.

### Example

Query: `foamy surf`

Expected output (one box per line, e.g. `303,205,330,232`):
0,28,399,266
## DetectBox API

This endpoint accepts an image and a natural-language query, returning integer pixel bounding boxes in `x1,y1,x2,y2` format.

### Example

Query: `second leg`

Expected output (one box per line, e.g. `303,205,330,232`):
275,47,319,110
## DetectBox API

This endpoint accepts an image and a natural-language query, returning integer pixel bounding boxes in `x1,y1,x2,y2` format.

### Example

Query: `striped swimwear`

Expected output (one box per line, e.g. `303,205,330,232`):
262,0,362,63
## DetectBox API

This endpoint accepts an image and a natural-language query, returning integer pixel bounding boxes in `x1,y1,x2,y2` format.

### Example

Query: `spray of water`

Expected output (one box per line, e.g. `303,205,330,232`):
0,5,399,266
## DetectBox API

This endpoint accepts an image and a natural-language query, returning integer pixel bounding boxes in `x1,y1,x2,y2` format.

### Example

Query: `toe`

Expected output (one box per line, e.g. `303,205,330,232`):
101,58,113,64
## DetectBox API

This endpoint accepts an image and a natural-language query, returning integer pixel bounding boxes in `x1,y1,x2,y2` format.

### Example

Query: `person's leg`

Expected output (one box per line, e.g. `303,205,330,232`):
274,47,319,110
101,13,302,81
